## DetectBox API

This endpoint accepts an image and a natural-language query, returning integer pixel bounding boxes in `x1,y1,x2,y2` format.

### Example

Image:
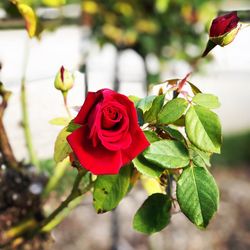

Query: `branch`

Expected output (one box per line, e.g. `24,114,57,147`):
0,83,19,170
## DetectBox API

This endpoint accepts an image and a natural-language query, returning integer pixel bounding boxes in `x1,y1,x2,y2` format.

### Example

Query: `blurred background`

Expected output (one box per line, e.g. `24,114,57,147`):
0,0,250,249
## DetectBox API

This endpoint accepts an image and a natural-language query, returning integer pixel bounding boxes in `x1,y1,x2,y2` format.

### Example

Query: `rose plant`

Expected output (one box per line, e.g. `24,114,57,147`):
53,75,222,233
2,4,249,248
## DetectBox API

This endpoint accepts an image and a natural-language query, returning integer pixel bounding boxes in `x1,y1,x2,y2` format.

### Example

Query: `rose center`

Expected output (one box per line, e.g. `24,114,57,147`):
102,106,121,129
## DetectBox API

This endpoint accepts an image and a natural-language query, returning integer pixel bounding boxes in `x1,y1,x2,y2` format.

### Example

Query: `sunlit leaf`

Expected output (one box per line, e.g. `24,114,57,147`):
177,164,219,228
185,105,222,153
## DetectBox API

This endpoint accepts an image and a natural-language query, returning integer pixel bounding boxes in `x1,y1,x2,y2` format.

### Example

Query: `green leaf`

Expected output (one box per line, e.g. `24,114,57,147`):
93,165,132,213
133,193,171,234
189,145,211,168
54,126,72,164
185,105,222,153
193,93,220,109
143,140,190,169
158,98,188,124
133,155,163,178
136,95,156,113
144,130,160,143
66,120,81,132
177,165,219,228
144,95,165,123
49,117,71,126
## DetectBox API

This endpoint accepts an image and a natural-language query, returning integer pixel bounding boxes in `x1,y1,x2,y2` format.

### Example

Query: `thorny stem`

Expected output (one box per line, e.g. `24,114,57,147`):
21,38,40,170
30,169,91,236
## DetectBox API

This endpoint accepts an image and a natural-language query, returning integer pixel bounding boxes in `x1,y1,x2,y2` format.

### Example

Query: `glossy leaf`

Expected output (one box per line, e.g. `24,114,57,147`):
193,93,220,109
133,155,163,178
136,95,156,113
144,95,165,123
143,140,190,169
93,165,131,213
54,126,72,164
158,98,188,124
189,145,211,168
185,105,222,153
133,193,171,234
177,165,219,228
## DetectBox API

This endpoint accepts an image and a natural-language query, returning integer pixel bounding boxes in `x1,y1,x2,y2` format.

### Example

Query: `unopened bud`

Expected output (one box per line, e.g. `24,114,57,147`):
54,66,74,92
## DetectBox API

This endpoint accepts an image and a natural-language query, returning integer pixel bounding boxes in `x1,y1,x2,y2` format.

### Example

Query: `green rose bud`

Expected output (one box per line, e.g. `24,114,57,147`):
54,66,74,92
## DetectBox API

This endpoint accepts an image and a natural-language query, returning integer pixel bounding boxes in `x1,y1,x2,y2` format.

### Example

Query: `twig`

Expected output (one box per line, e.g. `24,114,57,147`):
0,83,19,170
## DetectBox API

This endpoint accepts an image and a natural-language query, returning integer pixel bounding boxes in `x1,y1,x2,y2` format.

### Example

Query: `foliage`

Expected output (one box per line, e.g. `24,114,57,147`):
53,78,222,234
81,0,220,63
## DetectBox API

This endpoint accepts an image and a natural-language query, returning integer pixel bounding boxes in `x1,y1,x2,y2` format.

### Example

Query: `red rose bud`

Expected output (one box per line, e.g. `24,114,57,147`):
67,89,150,175
202,11,241,57
54,66,74,92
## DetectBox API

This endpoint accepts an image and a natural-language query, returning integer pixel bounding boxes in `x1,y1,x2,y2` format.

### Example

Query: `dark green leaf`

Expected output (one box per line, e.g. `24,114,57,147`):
66,120,81,132
93,165,132,213
159,126,185,142
132,155,163,178
137,108,144,126
187,81,202,95
158,98,188,124
177,165,219,228
54,126,72,163
185,105,222,153
193,93,220,109
144,95,165,123
133,193,171,234
143,140,190,169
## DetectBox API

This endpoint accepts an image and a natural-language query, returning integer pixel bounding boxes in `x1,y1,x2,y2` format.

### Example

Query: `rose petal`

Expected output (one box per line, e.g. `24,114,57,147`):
74,91,102,125
121,127,150,164
67,125,123,174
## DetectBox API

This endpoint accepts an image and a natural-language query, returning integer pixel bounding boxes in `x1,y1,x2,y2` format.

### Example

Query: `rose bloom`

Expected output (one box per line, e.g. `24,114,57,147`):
209,11,239,38
67,89,149,175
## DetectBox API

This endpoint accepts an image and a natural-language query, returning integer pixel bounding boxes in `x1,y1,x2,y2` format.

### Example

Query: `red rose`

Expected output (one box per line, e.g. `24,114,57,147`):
67,89,149,175
209,11,239,37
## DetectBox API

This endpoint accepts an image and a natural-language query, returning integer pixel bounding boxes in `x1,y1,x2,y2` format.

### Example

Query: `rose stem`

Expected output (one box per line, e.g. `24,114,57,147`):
29,169,92,236
62,91,72,118
20,38,40,171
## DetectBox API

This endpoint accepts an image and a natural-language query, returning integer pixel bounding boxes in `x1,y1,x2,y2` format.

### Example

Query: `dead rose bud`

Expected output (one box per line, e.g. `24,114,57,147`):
202,11,241,57
54,66,74,93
